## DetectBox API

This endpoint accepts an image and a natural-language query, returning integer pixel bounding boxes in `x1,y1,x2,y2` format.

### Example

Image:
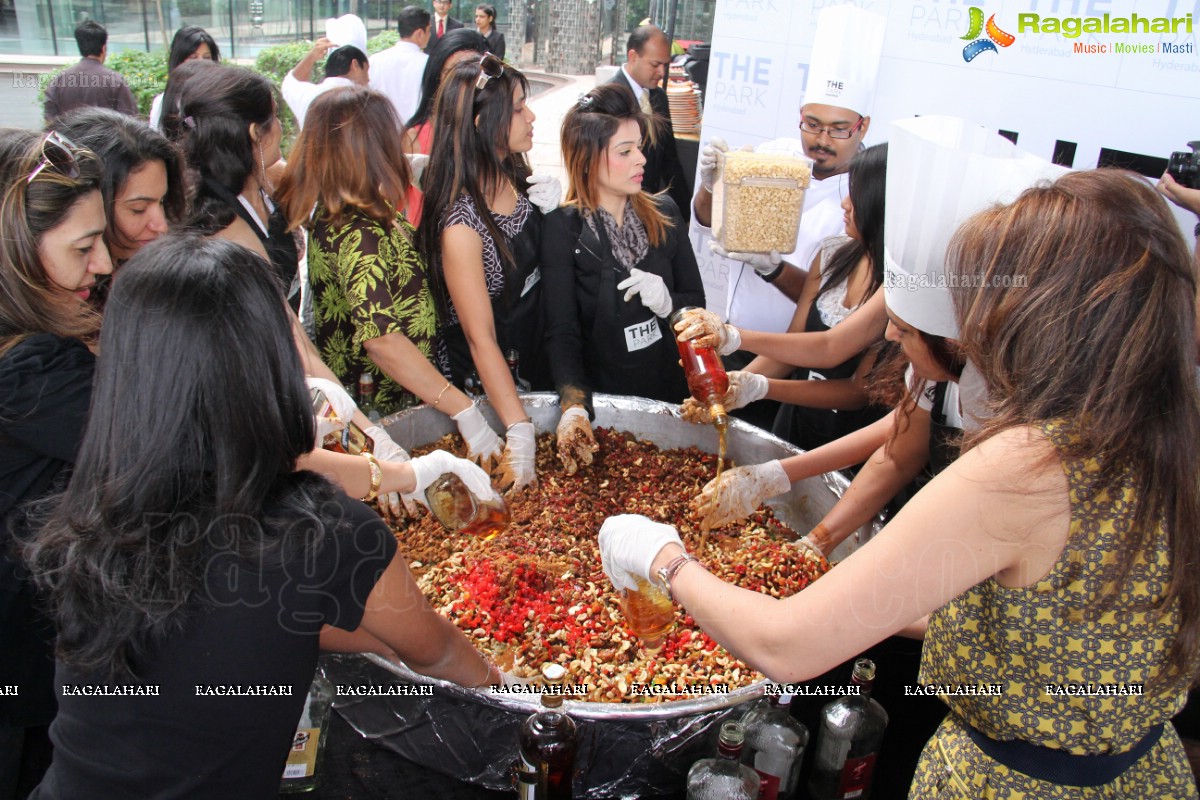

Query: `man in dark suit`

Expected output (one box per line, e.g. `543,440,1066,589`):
609,25,691,223
429,0,463,46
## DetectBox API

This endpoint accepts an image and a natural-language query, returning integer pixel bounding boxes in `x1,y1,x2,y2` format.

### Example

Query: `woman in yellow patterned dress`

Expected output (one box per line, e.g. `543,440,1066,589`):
599,167,1200,798
277,86,505,467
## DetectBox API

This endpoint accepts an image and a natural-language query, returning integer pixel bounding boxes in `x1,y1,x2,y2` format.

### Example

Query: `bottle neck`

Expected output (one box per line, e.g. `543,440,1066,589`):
717,741,742,760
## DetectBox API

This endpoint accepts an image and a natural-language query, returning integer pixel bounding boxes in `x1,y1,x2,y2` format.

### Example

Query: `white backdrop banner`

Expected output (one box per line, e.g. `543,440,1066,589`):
693,0,1200,317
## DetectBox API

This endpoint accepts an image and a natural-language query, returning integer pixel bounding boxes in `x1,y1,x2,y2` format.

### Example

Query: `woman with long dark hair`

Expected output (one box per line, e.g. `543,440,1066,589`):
0,128,110,798
24,236,511,799
401,28,487,225
50,108,186,267
542,83,704,472
417,55,553,492
148,26,219,130
277,87,504,464
173,64,299,309
603,169,1200,796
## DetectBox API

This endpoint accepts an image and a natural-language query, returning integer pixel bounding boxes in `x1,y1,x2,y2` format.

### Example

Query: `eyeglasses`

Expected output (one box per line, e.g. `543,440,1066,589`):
799,116,865,140
475,53,504,92
26,131,82,184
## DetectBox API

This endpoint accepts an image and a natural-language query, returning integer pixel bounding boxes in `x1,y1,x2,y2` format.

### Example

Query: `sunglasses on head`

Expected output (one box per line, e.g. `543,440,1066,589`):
475,53,504,92
27,131,82,184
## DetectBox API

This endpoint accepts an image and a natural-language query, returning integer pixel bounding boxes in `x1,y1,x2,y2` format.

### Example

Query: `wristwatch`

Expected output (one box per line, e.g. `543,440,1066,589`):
654,553,699,602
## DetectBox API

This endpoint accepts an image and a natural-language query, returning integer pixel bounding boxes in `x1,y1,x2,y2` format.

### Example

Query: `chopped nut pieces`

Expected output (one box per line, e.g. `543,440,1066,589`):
396,428,828,703
713,151,813,254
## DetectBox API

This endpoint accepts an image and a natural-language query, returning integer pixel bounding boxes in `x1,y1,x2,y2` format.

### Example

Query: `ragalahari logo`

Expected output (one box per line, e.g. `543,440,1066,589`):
961,7,1016,62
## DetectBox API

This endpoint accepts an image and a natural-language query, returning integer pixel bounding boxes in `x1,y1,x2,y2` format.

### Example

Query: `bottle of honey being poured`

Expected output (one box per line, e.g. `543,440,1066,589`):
669,307,730,432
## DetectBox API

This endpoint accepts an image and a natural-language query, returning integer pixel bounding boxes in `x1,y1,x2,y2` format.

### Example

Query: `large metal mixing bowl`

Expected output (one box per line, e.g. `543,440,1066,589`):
327,394,877,797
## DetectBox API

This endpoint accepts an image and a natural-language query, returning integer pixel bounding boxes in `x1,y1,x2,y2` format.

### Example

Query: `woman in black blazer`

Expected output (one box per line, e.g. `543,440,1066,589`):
474,4,505,60
541,83,705,473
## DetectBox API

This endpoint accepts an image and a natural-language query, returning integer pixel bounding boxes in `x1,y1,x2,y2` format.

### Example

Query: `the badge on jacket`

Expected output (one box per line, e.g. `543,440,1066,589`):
624,319,662,352
521,268,541,298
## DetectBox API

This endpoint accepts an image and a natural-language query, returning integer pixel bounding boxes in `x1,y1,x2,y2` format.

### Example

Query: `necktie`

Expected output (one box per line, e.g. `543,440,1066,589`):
639,91,652,115
438,18,444,37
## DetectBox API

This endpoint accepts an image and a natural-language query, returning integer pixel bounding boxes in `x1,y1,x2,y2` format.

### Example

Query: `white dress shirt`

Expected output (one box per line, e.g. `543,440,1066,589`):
369,40,428,125
281,73,356,129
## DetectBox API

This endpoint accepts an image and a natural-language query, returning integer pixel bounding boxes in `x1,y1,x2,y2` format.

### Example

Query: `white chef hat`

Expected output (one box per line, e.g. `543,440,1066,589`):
883,116,1068,339
801,5,887,117
325,14,368,55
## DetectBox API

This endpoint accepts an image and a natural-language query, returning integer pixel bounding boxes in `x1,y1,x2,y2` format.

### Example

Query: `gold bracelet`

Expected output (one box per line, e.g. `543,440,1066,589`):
432,381,453,407
360,451,382,503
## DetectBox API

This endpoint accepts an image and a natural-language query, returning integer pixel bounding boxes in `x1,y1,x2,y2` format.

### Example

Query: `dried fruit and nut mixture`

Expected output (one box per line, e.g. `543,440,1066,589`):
713,150,813,254
398,428,828,703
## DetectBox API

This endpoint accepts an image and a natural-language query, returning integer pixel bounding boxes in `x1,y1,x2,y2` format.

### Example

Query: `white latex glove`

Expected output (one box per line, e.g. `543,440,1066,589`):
617,268,673,318
402,449,500,510
494,421,537,493
598,514,685,592
698,135,728,192
710,242,783,277
671,306,741,355
555,406,597,475
453,404,504,470
406,153,430,190
307,377,357,447
364,424,411,520
680,370,768,424
690,460,791,531
526,173,562,215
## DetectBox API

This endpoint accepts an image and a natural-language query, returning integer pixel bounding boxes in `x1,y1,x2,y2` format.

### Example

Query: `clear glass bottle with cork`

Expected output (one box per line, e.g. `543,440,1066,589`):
518,663,577,799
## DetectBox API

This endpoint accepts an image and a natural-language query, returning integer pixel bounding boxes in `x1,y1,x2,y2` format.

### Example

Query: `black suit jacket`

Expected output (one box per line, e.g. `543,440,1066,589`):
429,14,463,45
609,70,692,224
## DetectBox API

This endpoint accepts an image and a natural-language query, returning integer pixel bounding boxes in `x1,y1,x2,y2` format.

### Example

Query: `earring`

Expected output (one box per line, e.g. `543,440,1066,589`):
259,143,270,191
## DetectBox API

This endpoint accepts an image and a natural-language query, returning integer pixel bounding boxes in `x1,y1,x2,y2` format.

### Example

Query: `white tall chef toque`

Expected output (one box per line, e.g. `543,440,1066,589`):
883,115,1068,339
801,5,887,117
325,14,368,55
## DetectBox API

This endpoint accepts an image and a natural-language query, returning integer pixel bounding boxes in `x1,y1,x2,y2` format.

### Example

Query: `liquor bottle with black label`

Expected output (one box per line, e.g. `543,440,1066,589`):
741,692,807,800
687,720,761,799
808,658,888,800
518,663,577,799
506,348,532,392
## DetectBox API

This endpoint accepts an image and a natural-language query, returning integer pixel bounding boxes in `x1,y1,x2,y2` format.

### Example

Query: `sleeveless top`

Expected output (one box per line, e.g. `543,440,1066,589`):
919,418,1187,755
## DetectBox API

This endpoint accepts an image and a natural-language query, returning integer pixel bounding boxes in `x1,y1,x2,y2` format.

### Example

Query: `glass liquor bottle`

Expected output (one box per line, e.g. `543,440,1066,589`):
357,372,382,423
618,575,675,652
424,472,510,540
687,720,761,800
807,658,889,800
741,692,808,800
669,307,730,431
280,665,335,793
506,348,533,392
518,663,577,799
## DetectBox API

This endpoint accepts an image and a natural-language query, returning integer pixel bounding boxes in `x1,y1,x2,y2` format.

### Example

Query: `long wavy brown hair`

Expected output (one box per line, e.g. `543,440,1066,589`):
276,87,412,231
560,82,670,246
949,168,1200,687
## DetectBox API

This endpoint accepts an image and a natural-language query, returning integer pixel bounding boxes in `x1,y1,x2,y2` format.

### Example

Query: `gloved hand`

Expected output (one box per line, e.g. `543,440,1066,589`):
671,306,741,355
453,404,504,471
710,242,784,277
406,153,430,190
556,406,598,475
401,449,499,510
698,135,728,192
494,421,537,493
364,424,411,520
307,377,357,447
598,514,685,592
526,173,563,215
680,370,768,424
691,460,792,530
617,268,673,318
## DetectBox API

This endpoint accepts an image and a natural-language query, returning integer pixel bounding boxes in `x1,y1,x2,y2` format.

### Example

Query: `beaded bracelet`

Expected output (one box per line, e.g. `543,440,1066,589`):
360,451,382,503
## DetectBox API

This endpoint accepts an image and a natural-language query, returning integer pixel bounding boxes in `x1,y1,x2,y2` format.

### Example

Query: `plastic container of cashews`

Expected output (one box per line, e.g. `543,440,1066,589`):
712,150,813,253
